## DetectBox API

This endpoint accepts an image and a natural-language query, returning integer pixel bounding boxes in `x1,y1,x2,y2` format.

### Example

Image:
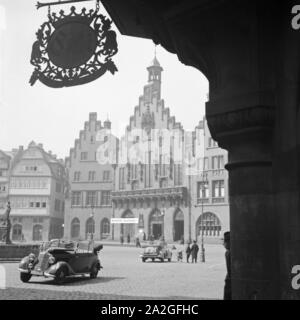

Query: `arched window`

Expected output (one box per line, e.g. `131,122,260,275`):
32,224,43,241
121,210,135,242
86,217,95,239
100,218,110,239
197,212,221,237
71,218,80,239
12,224,23,241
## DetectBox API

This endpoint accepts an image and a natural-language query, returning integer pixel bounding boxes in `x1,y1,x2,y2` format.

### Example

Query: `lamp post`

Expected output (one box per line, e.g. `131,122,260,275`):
111,164,117,241
188,164,192,244
200,172,208,263
90,204,95,241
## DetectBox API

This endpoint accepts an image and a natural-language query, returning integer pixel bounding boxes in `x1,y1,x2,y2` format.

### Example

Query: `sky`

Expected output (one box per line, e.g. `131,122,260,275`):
0,0,208,160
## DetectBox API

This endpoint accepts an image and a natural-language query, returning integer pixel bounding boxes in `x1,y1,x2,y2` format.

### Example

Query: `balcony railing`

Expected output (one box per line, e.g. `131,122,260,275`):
197,198,209,204
212,197,225,203
112,186,187,200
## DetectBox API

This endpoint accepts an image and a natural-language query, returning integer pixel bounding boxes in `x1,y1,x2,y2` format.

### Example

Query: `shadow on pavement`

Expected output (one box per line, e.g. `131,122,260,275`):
29,275,126,286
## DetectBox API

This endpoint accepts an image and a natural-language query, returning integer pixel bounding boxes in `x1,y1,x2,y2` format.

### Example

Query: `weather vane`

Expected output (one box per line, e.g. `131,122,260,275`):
30,0,118,88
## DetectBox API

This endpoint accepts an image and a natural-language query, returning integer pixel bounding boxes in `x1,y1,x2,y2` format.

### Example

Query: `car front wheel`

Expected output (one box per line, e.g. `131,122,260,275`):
55,267,67,284
20,272,32,283
90,264,99,279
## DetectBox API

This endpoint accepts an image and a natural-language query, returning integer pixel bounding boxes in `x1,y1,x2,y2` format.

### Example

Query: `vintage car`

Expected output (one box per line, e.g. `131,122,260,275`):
18,239,103,284
140,242,172,262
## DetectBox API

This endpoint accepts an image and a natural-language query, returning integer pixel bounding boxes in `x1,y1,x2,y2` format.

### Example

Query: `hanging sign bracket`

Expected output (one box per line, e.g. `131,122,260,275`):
30,0,118,88
36,0,93,10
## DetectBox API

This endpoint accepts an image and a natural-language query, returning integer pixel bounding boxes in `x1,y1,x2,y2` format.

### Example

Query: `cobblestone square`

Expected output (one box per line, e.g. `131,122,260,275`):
0,244,225,300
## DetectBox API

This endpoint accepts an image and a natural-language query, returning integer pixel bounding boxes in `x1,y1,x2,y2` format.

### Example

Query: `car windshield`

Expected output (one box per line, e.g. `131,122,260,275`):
40,239,76,251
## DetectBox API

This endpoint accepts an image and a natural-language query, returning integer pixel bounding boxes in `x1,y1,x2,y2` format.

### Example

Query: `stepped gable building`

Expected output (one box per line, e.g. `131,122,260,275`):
112,57,229,243
112,56,189,242
64,113,117,241
64,57,229,243
8,142,66,242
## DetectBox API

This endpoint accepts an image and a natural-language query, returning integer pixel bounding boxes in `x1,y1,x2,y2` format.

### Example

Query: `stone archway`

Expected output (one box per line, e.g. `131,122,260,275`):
85,217,95,240
100,217,110,240
71,218,80,239
196,212,222,239
173,209,184,242
121,209,135,242
12,224,22,242
149,209,164,240
100,0,295,299
32,224,43,241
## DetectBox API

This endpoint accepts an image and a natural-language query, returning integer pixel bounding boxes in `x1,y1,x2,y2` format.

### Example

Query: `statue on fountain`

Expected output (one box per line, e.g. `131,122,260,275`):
0,202,12,244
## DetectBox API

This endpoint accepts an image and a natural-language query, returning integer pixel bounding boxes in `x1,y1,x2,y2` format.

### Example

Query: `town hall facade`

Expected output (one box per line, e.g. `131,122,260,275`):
64,57,229,243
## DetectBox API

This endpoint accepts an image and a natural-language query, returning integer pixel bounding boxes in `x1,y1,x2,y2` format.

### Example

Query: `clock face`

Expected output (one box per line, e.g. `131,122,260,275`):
47,22,97,69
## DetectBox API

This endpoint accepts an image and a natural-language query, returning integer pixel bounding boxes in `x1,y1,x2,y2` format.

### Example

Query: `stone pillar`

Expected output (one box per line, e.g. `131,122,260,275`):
207,105,279,299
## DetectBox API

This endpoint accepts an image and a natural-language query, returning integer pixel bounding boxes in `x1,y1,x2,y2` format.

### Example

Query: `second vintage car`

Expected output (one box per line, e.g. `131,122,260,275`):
18,239,103,284
140,242,172,262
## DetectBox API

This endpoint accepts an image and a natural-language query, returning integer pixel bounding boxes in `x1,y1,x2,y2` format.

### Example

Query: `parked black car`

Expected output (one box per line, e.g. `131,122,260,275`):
19,239,103,284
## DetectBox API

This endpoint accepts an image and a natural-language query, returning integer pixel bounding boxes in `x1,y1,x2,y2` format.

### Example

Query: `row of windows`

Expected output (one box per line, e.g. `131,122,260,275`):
10,178,49,189
11,217,43,224
118,164,183,190
10,197,48,209
24,166,39,172
197,180,225,199
71,191,111,206
71,217,110,239
73,170,111,182
12,224,43,241
196,155,225,171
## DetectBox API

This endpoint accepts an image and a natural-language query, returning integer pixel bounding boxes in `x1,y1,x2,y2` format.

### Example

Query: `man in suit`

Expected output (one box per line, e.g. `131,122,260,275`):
191,240,199,263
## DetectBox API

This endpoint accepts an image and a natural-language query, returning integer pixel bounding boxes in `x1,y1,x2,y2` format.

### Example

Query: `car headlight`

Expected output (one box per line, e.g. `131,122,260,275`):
48,255,56,265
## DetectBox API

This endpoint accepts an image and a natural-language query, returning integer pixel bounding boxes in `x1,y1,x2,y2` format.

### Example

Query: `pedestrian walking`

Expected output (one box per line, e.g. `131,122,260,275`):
120,234,124,245
186,243,191,263
136,237,141,248
191,240,199,263
223,231,231,300
127,233,130,244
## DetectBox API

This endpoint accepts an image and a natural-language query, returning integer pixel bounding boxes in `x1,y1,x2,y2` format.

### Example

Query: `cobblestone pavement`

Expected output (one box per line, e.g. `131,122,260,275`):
0,244,225,300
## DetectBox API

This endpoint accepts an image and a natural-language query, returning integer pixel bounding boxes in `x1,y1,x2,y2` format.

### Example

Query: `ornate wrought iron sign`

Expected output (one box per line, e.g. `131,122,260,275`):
30,0,118,87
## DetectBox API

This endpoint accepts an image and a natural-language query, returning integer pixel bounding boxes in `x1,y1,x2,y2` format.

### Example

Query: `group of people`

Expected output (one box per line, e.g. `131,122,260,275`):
184,240,200,263
120,230,231,300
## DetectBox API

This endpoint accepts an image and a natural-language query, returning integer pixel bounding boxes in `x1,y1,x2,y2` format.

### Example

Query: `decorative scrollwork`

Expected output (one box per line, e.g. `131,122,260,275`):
30,5,118,87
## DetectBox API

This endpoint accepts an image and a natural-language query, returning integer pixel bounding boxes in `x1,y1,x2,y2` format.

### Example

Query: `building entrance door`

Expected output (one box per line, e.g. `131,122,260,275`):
174,220,184,241
174,209,184,241
152,223,162,240
149,209,164,240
